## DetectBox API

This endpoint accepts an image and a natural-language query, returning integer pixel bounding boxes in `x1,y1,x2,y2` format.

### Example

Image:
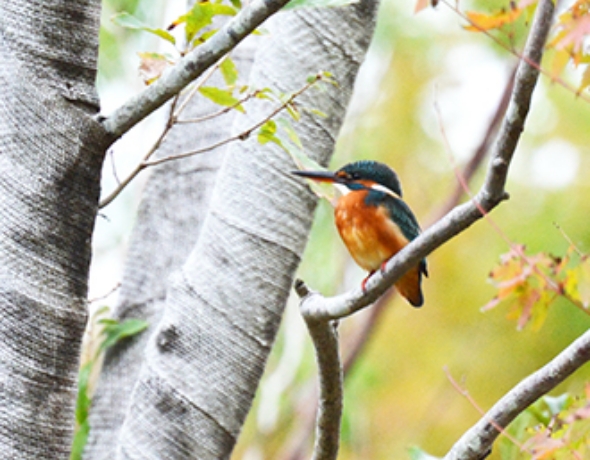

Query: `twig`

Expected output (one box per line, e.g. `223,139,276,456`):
173,62,221,119
100,62,222,208
143,74,322,168
443,328,590,460
99,0,295,140
176,91,258,124
108,148,121,186
99,95,180,208
87,283,121,305
443,367,525,451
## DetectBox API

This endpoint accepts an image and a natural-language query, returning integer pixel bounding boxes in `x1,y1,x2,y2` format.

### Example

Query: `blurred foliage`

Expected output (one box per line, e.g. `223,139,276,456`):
96,0,590,458
72,307,148,460
499,390,590,458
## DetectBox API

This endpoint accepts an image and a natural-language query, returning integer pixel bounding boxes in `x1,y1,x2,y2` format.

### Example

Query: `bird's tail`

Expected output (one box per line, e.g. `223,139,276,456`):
395,266,424,307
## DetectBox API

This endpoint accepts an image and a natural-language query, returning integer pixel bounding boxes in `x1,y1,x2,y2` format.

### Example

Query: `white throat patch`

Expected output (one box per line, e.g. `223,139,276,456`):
370,183,402,200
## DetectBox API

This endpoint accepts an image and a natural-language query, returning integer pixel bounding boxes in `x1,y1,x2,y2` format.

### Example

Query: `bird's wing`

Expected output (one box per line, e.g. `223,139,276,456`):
380,194,428,277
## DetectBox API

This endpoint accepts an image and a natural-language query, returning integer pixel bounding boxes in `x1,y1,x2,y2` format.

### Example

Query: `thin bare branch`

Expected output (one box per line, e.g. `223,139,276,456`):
99,95,180,208
443,367,525,452
143,74,322,168
176,91,257,124
173,62,221,119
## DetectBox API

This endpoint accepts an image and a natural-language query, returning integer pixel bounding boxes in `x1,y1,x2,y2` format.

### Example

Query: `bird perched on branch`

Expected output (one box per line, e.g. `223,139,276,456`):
293,160,427,307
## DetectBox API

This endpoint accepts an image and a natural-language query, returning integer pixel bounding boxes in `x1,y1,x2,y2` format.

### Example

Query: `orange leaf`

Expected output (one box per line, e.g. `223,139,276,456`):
138,52,173,85
414,0,431,14
579,64,590,92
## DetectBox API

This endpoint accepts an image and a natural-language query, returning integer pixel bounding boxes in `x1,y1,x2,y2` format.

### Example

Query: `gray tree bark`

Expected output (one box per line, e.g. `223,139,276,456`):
85,34,260,458
0,1,105,458
86,2,379,459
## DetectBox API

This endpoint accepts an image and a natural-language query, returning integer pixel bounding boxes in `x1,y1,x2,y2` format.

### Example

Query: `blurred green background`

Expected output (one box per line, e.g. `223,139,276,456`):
94,0,590,458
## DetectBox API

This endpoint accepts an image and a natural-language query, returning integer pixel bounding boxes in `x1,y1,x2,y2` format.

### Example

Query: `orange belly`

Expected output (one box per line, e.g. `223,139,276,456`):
335,192,423,306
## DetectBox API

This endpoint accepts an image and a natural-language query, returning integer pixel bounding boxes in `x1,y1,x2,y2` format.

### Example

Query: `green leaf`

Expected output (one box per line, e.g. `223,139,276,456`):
307,108,328,118
70,420,90,460
220,57,239,86
185,2,237,44
71,362,93,460
255,87,276,101
257,120,285,149
277,118,303,148
98,318,118,326
283,0,359,9
99,318,149,353
112,12,176,45
199,86,244,112
76,362,92,425
285,102,301,121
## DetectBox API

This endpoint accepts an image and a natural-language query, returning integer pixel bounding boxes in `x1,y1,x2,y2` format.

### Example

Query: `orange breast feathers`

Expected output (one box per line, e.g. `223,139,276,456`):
334,190,423,306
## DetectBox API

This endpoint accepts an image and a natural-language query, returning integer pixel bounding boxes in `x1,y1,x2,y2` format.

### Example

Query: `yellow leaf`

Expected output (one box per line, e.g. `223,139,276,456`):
566,256,590,307
579,64,590,92
549,49,571,80
464,7,522,32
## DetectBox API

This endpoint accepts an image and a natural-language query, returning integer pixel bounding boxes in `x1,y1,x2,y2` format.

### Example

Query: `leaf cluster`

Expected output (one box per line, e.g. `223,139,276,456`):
459,0,590,92
500,389,590,459
484,244,590,330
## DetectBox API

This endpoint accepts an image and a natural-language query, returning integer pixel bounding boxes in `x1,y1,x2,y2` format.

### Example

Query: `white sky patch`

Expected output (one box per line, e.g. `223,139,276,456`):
529,139,580,189
420,44,508,161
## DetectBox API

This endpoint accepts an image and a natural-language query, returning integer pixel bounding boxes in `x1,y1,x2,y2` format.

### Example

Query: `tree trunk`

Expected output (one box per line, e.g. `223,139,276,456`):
85,33,260,459
99,2,379,459
0,1,106,458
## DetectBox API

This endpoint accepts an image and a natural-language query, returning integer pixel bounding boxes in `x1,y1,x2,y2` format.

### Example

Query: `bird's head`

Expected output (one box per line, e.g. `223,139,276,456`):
293,160,403,198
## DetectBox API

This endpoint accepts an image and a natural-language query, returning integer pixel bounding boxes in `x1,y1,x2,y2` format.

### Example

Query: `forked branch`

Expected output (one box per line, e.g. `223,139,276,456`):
294,0,555,458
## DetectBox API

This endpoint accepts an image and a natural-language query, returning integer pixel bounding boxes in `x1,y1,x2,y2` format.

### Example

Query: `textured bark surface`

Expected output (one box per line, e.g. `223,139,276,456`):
107,2,380,459
0,0,106,458
85,35,259,459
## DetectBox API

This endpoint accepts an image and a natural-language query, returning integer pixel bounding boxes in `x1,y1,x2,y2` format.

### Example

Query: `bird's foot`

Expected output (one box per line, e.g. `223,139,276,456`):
361,271,375,293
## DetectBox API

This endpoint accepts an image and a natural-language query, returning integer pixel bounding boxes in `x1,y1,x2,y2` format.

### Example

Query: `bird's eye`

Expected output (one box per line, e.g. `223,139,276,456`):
350,172,360,180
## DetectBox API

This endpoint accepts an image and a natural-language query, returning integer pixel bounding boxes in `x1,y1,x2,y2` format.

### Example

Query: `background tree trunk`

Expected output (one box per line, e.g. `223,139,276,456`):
0,1,106,458
87,2,380,458
85,34,260,458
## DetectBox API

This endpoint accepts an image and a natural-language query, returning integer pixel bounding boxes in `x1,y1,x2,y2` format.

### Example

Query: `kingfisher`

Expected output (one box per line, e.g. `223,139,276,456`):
293,160,427,307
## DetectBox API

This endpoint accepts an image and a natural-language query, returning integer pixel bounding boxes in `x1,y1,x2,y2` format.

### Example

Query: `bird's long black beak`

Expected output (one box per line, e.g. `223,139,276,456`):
292,170,342,183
